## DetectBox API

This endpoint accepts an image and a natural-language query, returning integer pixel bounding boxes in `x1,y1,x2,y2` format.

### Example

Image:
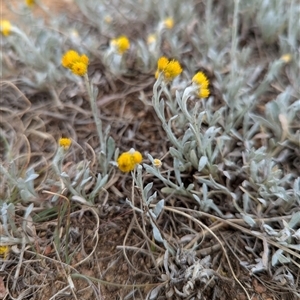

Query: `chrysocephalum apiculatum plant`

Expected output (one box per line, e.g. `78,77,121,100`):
0,0,300,299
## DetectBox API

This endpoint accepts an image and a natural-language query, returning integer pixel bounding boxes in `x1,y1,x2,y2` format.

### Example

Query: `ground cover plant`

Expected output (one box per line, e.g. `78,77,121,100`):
0,0,300,299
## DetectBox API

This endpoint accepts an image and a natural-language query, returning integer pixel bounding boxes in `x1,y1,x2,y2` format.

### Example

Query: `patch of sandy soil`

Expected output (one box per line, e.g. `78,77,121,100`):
34,206,152,300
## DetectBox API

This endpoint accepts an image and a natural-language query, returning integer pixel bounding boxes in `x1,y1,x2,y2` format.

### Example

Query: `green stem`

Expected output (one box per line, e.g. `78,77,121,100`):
84,74,107,174
152,77,182,151
230,0,240,81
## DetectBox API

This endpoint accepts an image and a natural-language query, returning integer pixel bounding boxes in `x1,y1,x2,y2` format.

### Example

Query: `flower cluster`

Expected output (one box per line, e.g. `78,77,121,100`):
155,56,182,81
117,149,143,172
192,71,210,98
61,50,89,76
59,137,72,150
111,35,130,55
0,20,11,36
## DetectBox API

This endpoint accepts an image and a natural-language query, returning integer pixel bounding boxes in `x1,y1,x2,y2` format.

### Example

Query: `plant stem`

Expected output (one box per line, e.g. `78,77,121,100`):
84,74,107,174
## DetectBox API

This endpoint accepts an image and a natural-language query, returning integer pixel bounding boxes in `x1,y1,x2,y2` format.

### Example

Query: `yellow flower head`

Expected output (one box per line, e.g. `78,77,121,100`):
62,50,80,68
0,20,12,36
132,151,143,164
192,72,209,88
280,54,292,63
59,138,72,150
153,158,162,168
117,149,143,173
117,152,135,172
111,35,130,54
71,61,87,76
163,60,182,80
192,72,210,98
163,17,174,29
157,56,169,71
147,34,156,45
26,0,35,7
0,245,10,259
62,50,89,76
80,54,89,65
199,88,210,98
155,57,182,80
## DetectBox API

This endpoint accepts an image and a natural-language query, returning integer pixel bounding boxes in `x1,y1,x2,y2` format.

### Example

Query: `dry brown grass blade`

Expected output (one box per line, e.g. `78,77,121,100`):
159,205,252,300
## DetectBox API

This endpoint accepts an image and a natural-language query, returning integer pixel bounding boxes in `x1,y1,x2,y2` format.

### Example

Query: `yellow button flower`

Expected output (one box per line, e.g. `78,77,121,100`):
0,245,10,259
117,152,134,173
192,72,210,98
132,151,143,164
117,149,142,172
192,72,209,88
111,35,130,54
198,88,210,98
26,0,35,7
62,50,80,68
147,34,156,45
155,57,182,81
61,50,89,76
163,17,174,29
59,138,72,150
280,54,292,63
0,20,12,36
153,158,162,168
80,54,89,65
163,60,182,80
157,56,169,71
71,61,88,76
